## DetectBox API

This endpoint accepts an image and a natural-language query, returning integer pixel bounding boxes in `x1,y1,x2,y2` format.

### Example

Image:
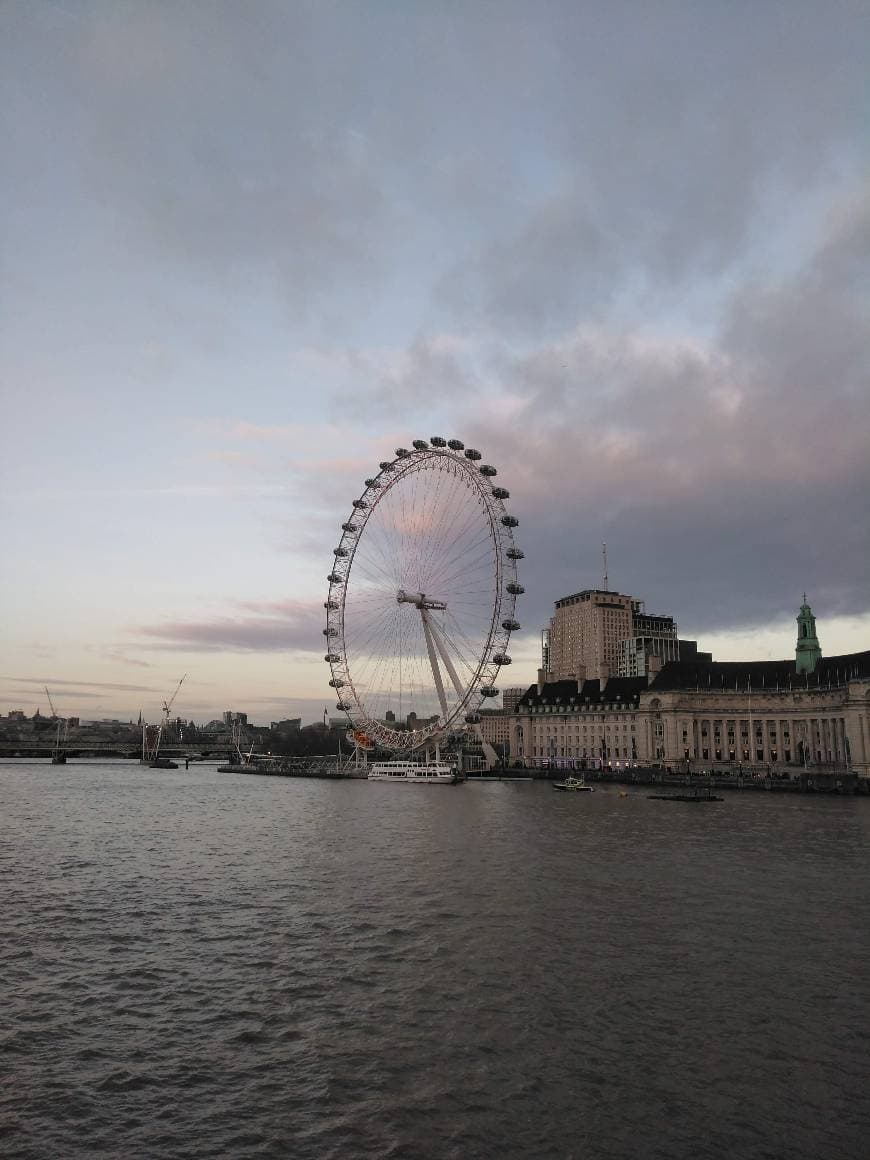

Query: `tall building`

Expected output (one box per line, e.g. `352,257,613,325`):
502,687,526,713
546,588,681,682
546,589,634,681
617,602,679,678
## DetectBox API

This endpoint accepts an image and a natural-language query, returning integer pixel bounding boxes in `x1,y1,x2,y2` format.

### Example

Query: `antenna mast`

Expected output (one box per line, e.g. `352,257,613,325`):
602,542,609,592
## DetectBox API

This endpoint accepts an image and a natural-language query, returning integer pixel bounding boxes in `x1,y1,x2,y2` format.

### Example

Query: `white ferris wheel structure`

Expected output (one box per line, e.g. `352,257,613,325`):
324,437,524,753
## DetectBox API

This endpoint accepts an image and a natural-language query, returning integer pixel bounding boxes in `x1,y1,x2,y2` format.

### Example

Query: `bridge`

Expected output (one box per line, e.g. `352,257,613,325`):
1,740,238,760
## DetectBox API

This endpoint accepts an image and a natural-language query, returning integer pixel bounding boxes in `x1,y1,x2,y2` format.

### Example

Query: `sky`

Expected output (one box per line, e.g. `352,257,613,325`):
1,1,869,725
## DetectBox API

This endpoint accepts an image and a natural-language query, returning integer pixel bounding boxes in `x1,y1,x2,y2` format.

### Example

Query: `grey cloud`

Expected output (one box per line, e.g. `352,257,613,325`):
455,191,870,635
334,335,476,419
11,2,865,334
133,599,324,654
433,8,868,334
0,676,162,693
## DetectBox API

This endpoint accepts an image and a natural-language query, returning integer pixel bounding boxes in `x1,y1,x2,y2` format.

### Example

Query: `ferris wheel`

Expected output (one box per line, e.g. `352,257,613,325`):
324,438,524,752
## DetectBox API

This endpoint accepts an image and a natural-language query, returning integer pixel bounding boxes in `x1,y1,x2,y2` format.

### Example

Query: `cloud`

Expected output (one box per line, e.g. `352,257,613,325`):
0,676,162,693
131,599,324,654
97,647,154,669
3,0,867,694
332,334,477,417
383,184,870,638
432,8,868,336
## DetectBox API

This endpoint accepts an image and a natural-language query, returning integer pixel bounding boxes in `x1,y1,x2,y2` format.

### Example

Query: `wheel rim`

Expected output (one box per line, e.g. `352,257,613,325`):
325,444,521,751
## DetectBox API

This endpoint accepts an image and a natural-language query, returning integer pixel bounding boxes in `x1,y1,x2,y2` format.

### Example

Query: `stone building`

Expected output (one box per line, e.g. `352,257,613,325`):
513,599,869,779
509,675,647,768
501,686,526,713
617,605,679,677
546,588,681,682
477,707,512,754
639,646,870,775
545,589,635,681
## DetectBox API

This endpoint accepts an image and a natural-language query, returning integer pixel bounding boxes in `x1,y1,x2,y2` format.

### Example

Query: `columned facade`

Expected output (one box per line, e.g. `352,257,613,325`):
634,653,870,778
506,651,870,778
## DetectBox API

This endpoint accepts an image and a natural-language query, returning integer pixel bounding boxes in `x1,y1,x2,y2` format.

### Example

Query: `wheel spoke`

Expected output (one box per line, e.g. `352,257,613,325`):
327,446,520,750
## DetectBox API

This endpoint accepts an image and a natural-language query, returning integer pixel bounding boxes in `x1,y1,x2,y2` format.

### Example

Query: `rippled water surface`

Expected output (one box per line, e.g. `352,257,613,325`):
2,761,869,1159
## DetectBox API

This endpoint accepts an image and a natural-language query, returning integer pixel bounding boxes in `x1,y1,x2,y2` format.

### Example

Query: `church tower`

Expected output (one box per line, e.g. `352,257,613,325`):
795,594,822,674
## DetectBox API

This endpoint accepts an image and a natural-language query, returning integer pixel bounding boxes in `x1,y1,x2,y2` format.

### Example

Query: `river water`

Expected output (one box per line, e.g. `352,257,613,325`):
2,760,869,1159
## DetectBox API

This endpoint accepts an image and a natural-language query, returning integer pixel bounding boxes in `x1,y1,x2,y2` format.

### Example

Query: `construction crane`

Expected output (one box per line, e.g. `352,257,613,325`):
162,674,187,727
145,675,188,764
43,686,68,763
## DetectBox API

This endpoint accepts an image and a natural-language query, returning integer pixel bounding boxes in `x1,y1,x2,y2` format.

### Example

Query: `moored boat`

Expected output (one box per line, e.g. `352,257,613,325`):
648,791,723,803
368,760,458,784
553,776,593,792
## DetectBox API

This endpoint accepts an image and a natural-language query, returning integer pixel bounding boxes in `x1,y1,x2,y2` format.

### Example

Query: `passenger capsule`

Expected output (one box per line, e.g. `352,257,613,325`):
447,439,465,450
328,679,344,688
479,464,497,477
492,654,512,666
492,486,510,499
465,713,482,724
506,547,524,559
502,618,521,631
506,582,524,595
327,572,344,584
364,478,381,488
412,439,428,450
342,522,358,533
430,436,447,447
464,448,482,461
324,600,338,610
395,447,410,458
324,653,340,663
352,499,368,509
501,515,519,527
322,627,334,636
379,461,396,472
480,686,499,698
333,547,348,557
336,702,351,712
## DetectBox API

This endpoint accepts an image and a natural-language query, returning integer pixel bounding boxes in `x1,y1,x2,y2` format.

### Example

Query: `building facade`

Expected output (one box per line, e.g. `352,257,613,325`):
509,676,647,768
639,652,869,776
546,588,682,682
507,656,870,777
511,598,870,779
546,589,635,681
617,604,680,677
477,708,512,753
501,687,526,713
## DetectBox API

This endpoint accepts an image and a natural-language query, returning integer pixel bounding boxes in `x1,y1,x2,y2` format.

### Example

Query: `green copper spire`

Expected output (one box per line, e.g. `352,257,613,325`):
795,594,822,674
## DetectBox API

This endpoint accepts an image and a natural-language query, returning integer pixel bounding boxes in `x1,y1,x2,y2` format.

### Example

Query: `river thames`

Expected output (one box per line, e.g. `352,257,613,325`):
2,760,869,1159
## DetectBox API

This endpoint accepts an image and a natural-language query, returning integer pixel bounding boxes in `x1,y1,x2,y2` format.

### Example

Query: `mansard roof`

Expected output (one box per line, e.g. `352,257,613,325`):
516,676,647,710
648,649,870,692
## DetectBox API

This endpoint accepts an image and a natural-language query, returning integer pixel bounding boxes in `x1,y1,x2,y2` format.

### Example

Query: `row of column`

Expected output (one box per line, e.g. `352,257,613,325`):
849,711,868,769
669,716,848,766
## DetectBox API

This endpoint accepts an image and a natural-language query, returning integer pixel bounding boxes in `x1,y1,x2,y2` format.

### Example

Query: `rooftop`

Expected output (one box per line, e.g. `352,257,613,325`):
517,676,647,709
648,649,870,692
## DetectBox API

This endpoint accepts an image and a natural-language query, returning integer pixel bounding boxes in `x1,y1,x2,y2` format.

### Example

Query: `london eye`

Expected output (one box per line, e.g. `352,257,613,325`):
324,438,523,751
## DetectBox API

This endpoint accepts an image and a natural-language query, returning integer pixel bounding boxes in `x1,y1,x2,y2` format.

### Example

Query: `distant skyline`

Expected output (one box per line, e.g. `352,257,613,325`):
2,2,868,725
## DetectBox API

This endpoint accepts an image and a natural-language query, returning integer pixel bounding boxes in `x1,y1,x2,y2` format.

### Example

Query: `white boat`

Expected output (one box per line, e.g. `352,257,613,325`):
553,776,594,792
368,760,458,784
